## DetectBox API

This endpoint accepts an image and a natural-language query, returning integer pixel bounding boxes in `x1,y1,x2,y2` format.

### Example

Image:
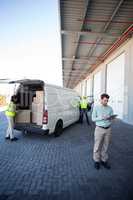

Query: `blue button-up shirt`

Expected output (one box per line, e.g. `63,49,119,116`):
92,104,113,127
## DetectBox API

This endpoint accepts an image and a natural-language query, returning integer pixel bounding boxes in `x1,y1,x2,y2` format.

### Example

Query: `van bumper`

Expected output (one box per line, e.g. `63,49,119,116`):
14,123,49,134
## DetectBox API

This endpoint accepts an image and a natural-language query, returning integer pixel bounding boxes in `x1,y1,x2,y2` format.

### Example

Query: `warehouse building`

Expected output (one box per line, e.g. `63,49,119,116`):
59,0,133,124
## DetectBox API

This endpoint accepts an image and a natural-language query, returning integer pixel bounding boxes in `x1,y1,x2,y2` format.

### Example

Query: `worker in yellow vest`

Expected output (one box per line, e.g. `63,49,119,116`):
79,96,90,125
5,95,18,141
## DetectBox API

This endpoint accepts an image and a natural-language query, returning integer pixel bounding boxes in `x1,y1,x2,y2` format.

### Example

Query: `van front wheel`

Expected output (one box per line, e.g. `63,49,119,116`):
54,121,63,137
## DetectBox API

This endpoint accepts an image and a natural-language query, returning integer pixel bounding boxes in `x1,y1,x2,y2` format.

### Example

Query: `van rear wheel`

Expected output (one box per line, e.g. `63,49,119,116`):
54,121,63,137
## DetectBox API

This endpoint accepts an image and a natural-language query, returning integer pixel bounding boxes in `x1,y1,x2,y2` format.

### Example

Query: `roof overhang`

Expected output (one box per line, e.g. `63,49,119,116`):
59,0,133,88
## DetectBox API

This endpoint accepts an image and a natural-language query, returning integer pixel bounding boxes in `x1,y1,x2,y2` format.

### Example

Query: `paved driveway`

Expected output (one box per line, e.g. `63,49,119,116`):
0,112,133,200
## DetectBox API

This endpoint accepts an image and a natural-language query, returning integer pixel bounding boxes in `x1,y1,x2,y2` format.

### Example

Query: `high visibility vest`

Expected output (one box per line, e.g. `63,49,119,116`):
80,99,88,109
5,102,16,117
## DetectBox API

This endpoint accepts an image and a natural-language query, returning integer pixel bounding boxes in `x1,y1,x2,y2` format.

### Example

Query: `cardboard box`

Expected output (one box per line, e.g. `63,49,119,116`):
32,102,43,112
36,91,43,98
32,102,37,112
32,112,37,123
35,91,44,103
15,110,31,123
32,112,43,125
36,104,43,112
36,113,43,125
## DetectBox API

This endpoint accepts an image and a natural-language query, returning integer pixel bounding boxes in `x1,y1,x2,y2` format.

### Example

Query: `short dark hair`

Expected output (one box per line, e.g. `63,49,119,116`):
101,93,110,99
11,95,17,102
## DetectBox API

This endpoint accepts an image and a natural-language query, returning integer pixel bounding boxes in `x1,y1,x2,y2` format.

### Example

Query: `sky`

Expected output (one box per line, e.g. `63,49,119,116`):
0,0,62,87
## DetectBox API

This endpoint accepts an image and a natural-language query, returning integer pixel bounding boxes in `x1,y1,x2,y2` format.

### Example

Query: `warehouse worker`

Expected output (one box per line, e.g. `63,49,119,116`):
92,93,115,170
79,96,90,125
5,95,18,141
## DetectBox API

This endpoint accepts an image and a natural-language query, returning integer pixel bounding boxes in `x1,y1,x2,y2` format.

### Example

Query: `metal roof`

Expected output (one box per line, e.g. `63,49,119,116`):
59,0,133,88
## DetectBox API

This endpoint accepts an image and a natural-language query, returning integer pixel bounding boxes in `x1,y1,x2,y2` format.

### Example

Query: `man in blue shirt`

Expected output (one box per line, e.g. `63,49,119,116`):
92,93,114,170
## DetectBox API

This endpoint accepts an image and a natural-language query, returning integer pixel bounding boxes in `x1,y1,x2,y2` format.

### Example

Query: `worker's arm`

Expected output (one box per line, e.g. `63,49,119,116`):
92,107,103,122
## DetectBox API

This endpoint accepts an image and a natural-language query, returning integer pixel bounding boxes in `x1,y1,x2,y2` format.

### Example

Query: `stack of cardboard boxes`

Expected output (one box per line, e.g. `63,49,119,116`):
32,91,44,125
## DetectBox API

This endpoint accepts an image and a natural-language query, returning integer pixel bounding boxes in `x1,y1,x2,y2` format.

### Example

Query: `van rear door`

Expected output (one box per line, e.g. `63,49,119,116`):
0,79,20,111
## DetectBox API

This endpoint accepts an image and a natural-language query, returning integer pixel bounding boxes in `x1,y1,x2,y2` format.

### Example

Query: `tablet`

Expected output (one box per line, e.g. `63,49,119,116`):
107,114,118,120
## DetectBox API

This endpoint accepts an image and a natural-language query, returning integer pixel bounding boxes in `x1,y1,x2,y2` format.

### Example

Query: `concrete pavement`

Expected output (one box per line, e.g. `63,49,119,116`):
0,112,133,200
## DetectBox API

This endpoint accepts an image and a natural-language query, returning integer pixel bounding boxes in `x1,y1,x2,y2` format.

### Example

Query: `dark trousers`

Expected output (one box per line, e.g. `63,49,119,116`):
79,109,90,125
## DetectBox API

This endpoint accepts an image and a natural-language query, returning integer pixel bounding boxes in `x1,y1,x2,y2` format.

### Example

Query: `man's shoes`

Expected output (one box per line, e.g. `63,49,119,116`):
5,136,10,140
101,161,111,169
94,162,100,170
11,137,18,141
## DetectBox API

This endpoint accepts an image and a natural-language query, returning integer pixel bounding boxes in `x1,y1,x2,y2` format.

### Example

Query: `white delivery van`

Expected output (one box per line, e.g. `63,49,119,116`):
9,79,80,136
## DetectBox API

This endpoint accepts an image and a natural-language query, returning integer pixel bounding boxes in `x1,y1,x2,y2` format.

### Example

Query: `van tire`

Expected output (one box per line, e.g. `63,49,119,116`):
54,120,63,137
